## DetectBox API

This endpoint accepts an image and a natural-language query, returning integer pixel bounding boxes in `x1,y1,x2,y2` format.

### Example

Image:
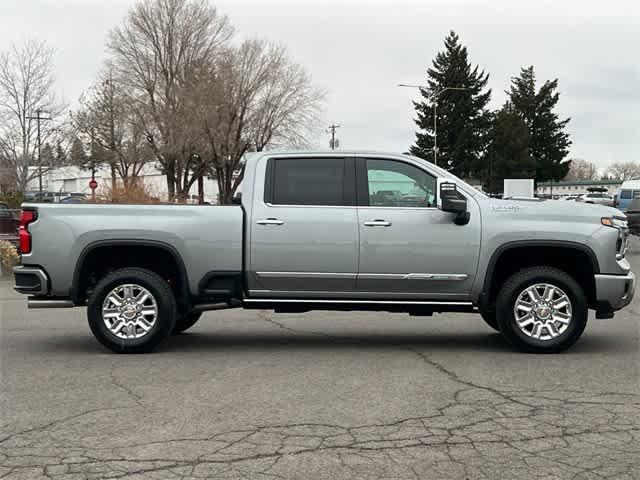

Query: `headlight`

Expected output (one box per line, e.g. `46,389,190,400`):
601,217,628,229
601,217,629,259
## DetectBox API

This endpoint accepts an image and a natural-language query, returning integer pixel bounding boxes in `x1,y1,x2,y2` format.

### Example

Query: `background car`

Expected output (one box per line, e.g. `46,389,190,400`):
59,194,88,204
616,180,640,211
576,192,615,207
0,202,20,247
626,197,640,236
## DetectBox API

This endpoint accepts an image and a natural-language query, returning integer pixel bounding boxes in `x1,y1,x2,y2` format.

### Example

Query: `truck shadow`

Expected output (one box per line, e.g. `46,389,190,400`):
29,330,633,355
165,331,512,353
161,331,629,355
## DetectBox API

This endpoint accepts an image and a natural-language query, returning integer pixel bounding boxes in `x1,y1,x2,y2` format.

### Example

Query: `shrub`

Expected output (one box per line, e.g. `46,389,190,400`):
98,182,161,204
0,192,24,208
0,240,20,273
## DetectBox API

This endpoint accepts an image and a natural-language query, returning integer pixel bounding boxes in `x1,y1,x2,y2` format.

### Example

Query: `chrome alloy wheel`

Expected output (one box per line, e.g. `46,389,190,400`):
102,284,158,339
513,283,572,341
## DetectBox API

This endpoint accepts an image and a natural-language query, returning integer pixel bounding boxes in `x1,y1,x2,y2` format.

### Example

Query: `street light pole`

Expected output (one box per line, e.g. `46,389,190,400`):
433,101,437,165
398,84,468,166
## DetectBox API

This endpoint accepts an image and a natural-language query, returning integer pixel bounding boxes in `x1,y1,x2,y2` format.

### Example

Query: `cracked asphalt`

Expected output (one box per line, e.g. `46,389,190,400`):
1,240,638,479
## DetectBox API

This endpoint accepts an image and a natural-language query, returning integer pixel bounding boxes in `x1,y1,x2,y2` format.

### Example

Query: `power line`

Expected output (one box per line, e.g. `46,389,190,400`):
327,124,340,150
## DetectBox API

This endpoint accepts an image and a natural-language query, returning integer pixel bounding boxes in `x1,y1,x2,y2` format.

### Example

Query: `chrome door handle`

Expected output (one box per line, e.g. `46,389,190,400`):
257,218,284,225
364,219,392,227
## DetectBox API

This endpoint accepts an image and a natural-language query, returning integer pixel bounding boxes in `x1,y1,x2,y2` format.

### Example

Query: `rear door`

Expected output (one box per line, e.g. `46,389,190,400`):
355,157,481,299
248,155,358,296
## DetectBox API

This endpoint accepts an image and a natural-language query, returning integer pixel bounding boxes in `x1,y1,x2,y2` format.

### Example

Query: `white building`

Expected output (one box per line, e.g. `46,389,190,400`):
536,179,622,197
27,163,225,203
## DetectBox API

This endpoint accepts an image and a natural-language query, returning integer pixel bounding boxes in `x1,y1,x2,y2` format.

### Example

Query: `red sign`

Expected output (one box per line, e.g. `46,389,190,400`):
89,179,98,190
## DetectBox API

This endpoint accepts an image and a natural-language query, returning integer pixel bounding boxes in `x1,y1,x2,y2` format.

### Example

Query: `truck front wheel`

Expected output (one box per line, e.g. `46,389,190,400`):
496,267,588,353
87,268,177,353
480,309,499,331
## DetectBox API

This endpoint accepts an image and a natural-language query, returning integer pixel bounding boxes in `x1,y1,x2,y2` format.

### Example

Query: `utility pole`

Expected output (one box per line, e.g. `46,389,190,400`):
327,124,340,150
26,108,52,197
398,84,468,166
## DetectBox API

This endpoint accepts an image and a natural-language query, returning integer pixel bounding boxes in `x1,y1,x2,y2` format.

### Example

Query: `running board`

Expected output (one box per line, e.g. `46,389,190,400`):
28,298,75,309
243,298,477,314
244,298,473,305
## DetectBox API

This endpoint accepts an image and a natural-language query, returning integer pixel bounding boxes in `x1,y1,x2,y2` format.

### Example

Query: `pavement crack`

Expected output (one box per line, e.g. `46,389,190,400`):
109,367,145,408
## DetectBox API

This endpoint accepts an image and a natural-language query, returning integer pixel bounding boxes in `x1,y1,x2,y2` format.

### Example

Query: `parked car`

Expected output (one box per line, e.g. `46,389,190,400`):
576,192,615,207
562,195,579,201
60,194,88,204
616,181,640,211
14,151,635,354
24,191,81,203
0,202,20,247
626,198,640,236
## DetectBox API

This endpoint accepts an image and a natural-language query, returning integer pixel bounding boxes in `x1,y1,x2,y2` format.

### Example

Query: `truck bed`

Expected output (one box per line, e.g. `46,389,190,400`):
21,203,243,297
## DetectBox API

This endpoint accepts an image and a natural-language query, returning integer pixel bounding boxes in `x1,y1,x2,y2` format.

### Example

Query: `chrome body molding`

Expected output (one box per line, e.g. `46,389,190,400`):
257,272,468,281
256,272,357,279
358,273,468,281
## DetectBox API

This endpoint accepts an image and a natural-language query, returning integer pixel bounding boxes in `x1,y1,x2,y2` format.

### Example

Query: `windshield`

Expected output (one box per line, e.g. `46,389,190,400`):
406,155,488,198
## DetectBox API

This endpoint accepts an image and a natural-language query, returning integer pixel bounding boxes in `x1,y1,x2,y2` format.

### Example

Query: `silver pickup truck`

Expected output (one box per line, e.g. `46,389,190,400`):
14,151,635,354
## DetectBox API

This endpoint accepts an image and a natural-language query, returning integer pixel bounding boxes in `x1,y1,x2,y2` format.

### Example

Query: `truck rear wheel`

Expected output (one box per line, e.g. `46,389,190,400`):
87,268,176,353
172,312,202,334
496,266,588,353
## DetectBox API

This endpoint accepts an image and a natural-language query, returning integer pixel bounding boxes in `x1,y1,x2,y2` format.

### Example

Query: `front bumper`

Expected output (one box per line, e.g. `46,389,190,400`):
594,271,636,311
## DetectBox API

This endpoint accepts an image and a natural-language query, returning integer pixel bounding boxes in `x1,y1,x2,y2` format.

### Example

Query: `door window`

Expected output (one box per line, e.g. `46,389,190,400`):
365,159,437,207
266,157,354,206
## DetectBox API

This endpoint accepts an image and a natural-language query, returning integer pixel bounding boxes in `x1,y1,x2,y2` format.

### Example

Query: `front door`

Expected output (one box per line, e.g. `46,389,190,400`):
248,155,358,297
356,157,481,300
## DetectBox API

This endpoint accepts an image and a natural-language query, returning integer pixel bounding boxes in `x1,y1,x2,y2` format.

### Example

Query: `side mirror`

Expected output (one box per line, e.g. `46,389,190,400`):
231,193,242,205
439,182,470,225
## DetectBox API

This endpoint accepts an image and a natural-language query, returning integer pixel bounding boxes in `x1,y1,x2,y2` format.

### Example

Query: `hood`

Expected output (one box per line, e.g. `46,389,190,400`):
487,197,624,222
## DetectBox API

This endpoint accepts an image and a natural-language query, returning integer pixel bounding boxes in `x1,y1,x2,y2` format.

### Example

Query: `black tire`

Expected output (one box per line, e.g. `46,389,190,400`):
87,268,176,353
480,309,500,331
496,266,588,353
172,311,202,334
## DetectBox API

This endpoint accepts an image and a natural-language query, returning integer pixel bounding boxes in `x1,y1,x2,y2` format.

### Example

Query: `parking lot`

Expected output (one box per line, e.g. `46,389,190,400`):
0,239,638,479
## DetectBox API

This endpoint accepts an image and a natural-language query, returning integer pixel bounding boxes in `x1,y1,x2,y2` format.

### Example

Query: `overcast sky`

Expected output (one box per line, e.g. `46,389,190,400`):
2,0,638,168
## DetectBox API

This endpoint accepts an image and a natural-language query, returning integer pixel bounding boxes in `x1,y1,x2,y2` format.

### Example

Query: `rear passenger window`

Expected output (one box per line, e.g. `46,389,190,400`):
267,158,352,206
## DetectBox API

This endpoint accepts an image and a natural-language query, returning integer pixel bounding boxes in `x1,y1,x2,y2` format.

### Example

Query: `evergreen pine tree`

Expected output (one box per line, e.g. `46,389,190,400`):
508,66,571,183
55,143,67,165
485,104,535,194
410,31,491,179
70,136,88,168
41,143,55,167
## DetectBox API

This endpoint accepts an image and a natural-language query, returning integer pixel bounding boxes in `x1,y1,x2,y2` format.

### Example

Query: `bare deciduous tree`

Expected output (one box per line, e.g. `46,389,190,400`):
194,39,325,204
107,0,233,200
564,158,599,181
73,68,152,188
0,39,66,192
606,161,640,181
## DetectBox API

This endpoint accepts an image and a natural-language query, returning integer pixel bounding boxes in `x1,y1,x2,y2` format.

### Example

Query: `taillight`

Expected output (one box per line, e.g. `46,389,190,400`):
19,209,37,254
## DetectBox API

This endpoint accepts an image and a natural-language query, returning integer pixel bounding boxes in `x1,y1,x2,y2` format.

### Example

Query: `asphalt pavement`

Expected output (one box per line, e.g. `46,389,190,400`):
1,240,638,479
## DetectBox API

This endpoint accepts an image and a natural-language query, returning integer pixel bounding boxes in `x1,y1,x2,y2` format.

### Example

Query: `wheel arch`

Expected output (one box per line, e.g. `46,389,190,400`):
71,239,191,309
480,240,600,311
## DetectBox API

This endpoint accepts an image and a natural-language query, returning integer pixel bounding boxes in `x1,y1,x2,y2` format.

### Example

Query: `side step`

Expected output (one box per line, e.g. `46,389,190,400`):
243,298,477,314
28,298,75,309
